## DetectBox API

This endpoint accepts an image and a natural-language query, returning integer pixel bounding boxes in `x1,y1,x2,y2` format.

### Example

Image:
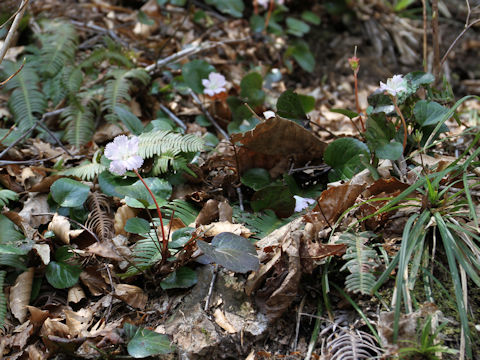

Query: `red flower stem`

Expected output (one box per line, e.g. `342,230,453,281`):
133,169,168,262
353,69,365,131
392,97,407,151
264,0,274,30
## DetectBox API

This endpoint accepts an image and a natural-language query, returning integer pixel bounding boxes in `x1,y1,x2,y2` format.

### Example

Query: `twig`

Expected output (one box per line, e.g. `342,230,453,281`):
0,123,37,160
0,154,62,166
159,104,187,131
0,125,16,144
0,0,29,65
0,58,25,87
440,1,480,67
294,296,306,351
431,0,441,78
145,38,249,74
204,264,218,311
421,0,428,73
189,89,230,140
70,20,129,48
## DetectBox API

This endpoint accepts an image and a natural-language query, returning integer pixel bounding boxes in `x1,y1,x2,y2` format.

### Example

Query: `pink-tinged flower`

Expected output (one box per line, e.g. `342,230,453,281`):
379,74,407,97
293,195,316,212
202,72,227,97
257,0,284,8
105,135,144,175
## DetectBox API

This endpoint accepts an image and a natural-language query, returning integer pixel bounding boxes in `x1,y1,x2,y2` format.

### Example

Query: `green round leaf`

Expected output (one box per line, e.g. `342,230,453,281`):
125,217,151,235
127,328,175,358
413,100,450,127
45,261,81,289
277,90,307,121
285,40,315,73
251,185,295,218
324,138,370,180
197,232,259,273
160,267,197,290
182,60,215,93
98,171,136,198
50,178,90,208
55,246,73,261
204,0,244,18
241,168,271,191
301,11,321,25
116,178,172,209
375,141,404,160
240,72,265,106
286,17,310,37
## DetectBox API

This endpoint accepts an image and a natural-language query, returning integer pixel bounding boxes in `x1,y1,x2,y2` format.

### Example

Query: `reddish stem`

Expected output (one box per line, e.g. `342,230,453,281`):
353,69,365,131
392,97,408,151
264,0,274,30
133,169,169,263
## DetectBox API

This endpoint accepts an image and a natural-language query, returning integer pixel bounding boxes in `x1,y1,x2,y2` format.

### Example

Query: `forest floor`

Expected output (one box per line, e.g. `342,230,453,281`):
0,0,480,359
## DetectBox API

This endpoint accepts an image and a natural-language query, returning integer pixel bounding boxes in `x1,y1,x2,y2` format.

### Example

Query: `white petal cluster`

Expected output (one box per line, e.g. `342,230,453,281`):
257,0,284,8
379,74,407,97
294,195,316,212
104,135,144,175
202,72,227,97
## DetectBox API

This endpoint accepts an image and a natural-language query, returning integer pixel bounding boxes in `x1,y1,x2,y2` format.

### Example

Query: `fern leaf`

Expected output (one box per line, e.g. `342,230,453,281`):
62,65,83,95
339,232,378,295
325,328,383,359
1,61,46,130
163,200,199,226
0,270,6,331
62,105,96,147
60,157,107,181
85,192,113,241
38,20,78,77
138,131,204,158
120,232,162,278
234,208,293,239
0,189,18,207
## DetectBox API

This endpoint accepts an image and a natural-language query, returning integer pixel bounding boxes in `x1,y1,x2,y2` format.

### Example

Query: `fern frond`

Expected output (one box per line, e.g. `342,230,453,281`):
0,270,6,331
0,254,27,270
163,200,199,226
120,232,162,278
0,189,18,207
324,328,383,359
85,192,113,241
234,208,293,239
79,38,133,69
60,154,106,181
62,65,83,95
138,131,204,158
1,61,46,130
62,105,96,147
339,232,378,295
38,20,78,77
42,70,68,105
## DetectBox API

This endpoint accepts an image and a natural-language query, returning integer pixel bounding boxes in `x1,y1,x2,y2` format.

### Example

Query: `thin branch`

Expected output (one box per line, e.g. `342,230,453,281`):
0,0,29,65
158,104,187,131
189,89,230,140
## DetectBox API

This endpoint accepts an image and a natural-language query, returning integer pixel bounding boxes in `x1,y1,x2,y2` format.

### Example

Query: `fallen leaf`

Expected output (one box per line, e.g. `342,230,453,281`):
197,221,252,238
195,199,219,226
33,244,50,265
68,285,86,305
64,308,93,337
9,268,34,323
114,284,147,309
26,306,50,328
114,204,137,236
47,213,83,244
213,309,236,334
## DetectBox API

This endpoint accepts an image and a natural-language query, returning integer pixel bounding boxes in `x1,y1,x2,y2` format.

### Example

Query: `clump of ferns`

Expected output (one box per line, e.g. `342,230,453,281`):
369,136,480,358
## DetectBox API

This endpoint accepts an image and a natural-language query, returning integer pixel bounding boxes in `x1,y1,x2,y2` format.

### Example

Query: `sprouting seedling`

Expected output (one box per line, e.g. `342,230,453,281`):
105,135,169,264
379,74,408,151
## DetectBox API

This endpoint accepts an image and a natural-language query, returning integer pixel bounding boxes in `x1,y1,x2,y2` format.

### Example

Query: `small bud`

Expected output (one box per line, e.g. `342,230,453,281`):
348,56,360,71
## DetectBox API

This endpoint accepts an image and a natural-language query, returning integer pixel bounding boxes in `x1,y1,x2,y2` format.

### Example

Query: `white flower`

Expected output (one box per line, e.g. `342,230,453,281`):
257,0,284,8
294,195,316,212
104,135,144,175
202,72,227,97
263,110,276,119
379,74,407,97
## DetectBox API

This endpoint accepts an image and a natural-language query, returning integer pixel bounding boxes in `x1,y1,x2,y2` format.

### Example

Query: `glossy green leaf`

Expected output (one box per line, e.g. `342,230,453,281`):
241,168,271,191
251,185,295,218
160,267,197,290
125,217,151,234
277,90,307,122
324,138,370,181
127,328,175,358
286,17,310,37
116,178,172,209
204,0,244,18
414,100,450,127
51,178,90,208
330,108,359,120
45,261,81,289
98,171,136,198
301,11,321,25
365,114,403,160
240,72,265,106
298,94,315,113
182,60,215,93
197,232,259,273
169,227,195,248
285,40,315,73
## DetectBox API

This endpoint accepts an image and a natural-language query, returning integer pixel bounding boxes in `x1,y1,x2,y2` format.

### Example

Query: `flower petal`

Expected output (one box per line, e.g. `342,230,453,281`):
294,195,316,212
124,155,144,171
109,160,127,176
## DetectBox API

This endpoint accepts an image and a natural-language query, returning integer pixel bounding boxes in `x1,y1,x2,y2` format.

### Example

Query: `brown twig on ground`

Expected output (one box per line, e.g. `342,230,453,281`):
0,0,28,65
159,104,187,131
440,0,480,67
189,89,230,140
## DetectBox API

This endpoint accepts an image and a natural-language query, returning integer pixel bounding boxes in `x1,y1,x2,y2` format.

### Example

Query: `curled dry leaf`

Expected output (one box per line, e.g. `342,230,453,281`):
197,221,252,238
68,285,86,305
195,199,219,226
9,267,34,323
25,343,47,360
32,244,50,265
26,306,50,328
64,308,93,337
79,266,109,296
114,204,137,236
213,308,236,334
218,201,233,222
114,284,147,310
19,194,50,227
47,213,83,244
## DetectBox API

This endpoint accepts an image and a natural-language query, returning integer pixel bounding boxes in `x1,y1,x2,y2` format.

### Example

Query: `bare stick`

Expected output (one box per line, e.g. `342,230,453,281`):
431,0,441,78
0,0,29,66
421,0,428,73
204,264,218,311
159,104,187,131
189,89,230,140
440,0,480,66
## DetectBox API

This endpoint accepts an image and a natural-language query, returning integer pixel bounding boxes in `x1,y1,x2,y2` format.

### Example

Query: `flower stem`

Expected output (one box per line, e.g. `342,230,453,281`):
133,169,169,263
392,97,408,151
353,68,365,132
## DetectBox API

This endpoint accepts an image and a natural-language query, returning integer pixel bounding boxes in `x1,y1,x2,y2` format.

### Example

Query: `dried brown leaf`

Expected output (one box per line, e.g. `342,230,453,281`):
47,214,83,244
114,204,137,236
114,284,147,309
9,268,34,323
